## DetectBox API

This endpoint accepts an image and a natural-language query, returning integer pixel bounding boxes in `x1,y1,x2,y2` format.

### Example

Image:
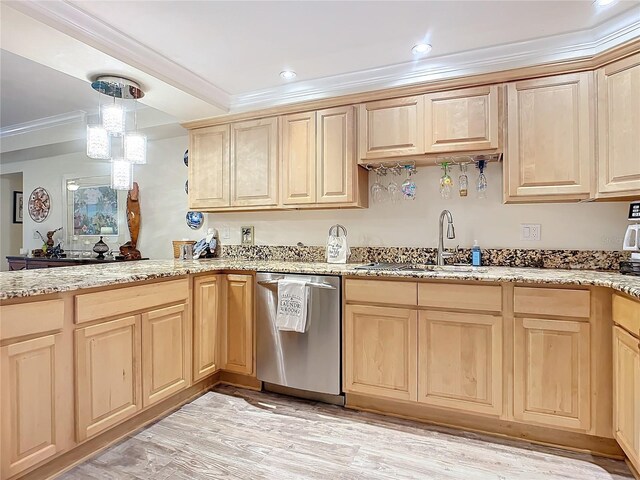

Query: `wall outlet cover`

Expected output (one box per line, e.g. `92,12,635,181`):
520,224,541,241
221,226,230,240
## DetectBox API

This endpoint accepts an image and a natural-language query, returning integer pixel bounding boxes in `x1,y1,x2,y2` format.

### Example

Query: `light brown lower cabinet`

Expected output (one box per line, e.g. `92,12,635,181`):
344,304,418,401
0,334,67,479
224,274,254,375
418,310,503,416
75,315,142,441
513,317,591,431
193,275,223,381
142,303,190,407
613,325,640,472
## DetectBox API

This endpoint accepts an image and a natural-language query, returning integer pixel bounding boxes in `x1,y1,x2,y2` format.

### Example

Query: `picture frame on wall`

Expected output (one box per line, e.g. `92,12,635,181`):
12,191,23,224
241,226,255,245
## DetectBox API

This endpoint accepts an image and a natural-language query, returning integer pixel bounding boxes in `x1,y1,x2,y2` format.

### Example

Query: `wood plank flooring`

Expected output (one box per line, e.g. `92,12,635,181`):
61,385,633,479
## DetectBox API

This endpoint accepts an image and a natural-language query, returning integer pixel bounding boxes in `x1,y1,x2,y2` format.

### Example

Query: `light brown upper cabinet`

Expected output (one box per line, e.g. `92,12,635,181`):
230,118,279,207
597,53,640,199
424,85,500,153
281,111,317,205
189,125,230,209
358,96,425,160
505,72,594,202
282,106,367,207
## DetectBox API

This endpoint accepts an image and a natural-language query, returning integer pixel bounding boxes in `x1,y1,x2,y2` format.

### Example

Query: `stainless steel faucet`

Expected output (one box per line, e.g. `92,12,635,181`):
437,210,456,266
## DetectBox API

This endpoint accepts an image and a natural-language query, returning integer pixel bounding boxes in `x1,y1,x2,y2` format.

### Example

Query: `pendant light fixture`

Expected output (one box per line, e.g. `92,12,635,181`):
87,76,146,189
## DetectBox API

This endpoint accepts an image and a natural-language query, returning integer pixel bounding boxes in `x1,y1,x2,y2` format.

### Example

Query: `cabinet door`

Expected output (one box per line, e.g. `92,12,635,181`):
597,53,640,198
505,72,593,201
281,111,316,205
418,311,503,415
358,96,424,160
193,275,222,381
189,125,230,209
424,86,499,153
514,318,591,430
316,106,357,204
231,118,278,207
613,326,640,471
142,304,190,407
224,274,254,375
75,316,142,441
1,335,66,478
344,304,417,401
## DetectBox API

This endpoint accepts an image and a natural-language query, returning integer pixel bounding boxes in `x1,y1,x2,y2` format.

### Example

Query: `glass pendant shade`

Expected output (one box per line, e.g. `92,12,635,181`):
124,133,147,164
111,159,133,190
86,125,111,159
102,103,125,135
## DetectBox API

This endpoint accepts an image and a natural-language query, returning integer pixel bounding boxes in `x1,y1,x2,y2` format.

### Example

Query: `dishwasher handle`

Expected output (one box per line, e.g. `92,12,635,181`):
257,279,336,290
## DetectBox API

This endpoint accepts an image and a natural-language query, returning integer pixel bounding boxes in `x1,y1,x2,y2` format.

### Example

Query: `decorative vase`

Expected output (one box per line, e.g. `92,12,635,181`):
93,236,109,260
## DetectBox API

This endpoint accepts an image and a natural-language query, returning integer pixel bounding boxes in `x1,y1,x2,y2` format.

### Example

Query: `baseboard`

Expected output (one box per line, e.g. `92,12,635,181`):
218,370,262,390
346,393,624,460
17,375,218,480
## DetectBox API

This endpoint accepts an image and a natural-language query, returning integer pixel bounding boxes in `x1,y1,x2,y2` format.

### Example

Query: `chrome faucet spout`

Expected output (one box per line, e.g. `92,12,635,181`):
437,210,456,266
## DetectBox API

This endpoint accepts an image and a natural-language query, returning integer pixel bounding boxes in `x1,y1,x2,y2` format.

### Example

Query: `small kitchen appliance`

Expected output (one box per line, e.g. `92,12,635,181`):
620,201,640,276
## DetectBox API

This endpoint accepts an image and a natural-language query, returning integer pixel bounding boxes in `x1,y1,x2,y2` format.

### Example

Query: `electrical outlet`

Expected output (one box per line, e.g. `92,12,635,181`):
221,227,230,240
521,224,541,241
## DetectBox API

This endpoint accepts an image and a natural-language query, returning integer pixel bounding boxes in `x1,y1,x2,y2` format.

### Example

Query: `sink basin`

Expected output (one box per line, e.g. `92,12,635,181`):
353,263,488,273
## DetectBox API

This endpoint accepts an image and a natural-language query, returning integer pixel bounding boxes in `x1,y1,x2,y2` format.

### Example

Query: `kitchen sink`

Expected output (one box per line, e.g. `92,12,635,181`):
353,262,487,273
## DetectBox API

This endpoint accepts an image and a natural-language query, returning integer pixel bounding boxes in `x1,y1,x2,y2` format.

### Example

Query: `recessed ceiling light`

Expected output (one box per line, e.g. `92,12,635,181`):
594,0,617,6
412,43,432,55
280,70,297,80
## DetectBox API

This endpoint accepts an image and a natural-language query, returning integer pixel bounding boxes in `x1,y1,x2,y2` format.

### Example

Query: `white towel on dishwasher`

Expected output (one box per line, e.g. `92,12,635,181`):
276,278,310,333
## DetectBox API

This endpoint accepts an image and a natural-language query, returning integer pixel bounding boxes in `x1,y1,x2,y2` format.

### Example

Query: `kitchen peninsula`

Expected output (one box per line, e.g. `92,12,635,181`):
1,259,639,479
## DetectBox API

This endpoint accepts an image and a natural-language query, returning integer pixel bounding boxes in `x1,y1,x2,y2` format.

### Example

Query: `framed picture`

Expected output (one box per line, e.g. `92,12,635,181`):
12,191,23,224
241,226,254,245
63,175,127,245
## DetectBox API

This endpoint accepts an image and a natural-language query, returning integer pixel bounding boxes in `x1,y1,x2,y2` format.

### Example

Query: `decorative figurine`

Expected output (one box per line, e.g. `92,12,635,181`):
93,236,109,260
36,227,64,258
119,182,142,260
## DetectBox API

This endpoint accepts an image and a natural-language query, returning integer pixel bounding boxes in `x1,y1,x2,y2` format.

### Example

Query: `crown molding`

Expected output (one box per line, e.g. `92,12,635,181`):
229,6,640,112
6,0,230,111
0,110,86,138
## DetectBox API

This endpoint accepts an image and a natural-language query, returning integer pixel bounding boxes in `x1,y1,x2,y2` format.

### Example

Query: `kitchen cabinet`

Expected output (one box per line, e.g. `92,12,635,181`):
358,96,425,160
75,315,142,441
224,274,254,375
504,72,594,202
193,274,223,381
418,310,503,416
344,304,418,401
1,334,67,479
141,303,190,407
231,118,279,207
424,85,500,153
189,124,230,209
513,317,591,431
281,111,317,205
597,53,640,198
613,326,640,473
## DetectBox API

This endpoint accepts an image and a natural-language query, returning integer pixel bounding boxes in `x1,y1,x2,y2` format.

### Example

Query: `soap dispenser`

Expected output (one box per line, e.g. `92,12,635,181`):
471,240,482,267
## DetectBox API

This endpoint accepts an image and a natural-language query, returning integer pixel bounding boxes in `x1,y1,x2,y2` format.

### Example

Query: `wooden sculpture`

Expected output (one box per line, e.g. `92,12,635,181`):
119,182,142,260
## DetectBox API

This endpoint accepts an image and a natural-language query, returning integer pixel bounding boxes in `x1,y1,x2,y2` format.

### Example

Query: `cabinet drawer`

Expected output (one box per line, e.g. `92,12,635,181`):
613,294,640,337
75,279,189,324
0,299,64,340
345,279,417,306
514,287,590,318
418,283,502,312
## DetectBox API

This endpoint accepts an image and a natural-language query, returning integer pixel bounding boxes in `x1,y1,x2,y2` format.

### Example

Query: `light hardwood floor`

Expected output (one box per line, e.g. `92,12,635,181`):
61,385,633,480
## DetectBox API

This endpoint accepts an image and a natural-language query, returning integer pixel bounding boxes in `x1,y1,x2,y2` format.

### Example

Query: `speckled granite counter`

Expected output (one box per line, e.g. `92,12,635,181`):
1,259,639,301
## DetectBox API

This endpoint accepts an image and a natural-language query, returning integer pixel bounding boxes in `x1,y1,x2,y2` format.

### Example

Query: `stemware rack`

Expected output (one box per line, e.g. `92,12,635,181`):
361,153,503,172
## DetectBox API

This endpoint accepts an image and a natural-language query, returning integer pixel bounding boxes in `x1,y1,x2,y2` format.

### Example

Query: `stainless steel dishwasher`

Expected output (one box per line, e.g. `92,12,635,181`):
256,272,342,404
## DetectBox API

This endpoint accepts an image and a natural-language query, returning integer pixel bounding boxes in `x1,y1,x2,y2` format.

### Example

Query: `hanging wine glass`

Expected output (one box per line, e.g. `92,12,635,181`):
458,163,469,197
439,162,453,199
371,167,388,203
387,164,402,203
476,159,488,199
401,165,417,200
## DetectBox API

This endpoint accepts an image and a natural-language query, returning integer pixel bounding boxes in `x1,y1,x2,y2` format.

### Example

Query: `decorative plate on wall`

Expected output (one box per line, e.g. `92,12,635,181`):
28,187,51,223
185,180,188,194
186,211,204,230
184,149,188,167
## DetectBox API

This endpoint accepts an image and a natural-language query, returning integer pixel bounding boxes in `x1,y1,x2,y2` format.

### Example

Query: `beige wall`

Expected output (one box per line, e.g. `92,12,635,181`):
0,172,23,270
1,135,630,262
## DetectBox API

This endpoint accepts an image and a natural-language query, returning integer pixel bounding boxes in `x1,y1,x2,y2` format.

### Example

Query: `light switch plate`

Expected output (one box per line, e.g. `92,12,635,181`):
220,226,230,240
521,224,541,241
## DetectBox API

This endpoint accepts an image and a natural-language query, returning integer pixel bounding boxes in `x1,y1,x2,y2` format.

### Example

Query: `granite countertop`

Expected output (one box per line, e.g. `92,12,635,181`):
1,259,639,300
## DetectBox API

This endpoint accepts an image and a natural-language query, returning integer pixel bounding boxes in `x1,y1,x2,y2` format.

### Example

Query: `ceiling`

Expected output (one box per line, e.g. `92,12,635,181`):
0,0,639,132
